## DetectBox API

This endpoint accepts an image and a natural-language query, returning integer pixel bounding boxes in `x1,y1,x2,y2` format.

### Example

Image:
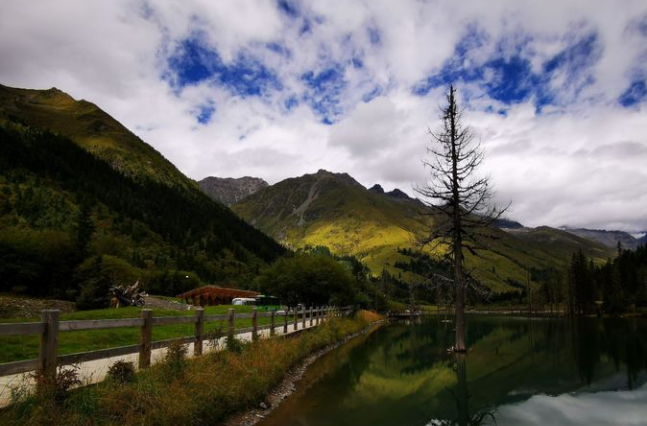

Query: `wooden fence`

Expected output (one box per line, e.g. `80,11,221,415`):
0,306,351,378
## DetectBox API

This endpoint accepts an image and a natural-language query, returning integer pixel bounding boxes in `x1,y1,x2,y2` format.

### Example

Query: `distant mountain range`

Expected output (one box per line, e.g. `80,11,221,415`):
229,169,613,292
491,217,644,251
198,176,268,206
557,227,642,250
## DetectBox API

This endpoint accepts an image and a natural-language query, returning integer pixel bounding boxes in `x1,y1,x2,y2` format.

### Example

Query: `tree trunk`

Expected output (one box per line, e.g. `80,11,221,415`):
449,86,466,352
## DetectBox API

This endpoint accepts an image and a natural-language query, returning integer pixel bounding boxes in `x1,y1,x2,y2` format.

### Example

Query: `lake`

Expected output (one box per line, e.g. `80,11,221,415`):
259,316,647,426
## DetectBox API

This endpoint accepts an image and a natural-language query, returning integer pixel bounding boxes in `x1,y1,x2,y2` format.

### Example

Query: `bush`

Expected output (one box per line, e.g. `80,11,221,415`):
33,365,82,403
107,360,136,383
226,335,248,354
163,340,188,375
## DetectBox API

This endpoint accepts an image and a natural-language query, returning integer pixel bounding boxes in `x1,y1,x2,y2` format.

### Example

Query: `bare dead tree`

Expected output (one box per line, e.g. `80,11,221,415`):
415,85,508,352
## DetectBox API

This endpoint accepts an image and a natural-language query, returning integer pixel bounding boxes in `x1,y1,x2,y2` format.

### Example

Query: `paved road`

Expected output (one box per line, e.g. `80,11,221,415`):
0,318,323,408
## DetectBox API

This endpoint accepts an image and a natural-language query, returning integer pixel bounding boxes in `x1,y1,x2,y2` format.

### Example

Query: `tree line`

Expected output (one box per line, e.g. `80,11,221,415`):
0,119,285,306
565,245,647,315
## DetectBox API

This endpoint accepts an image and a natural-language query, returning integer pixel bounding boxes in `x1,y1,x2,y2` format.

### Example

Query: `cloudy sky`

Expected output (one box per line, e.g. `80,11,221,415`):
1,0,647,232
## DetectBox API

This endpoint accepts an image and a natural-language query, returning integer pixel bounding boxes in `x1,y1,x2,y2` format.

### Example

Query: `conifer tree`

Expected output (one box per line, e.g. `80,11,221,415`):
416,85,507,352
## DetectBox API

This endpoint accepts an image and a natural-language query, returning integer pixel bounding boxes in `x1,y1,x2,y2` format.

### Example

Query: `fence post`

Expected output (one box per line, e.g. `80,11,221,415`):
270,309,276,337
39,309,59,378
228,308,235,341
194,307,204,356
309,306,314,327
316,306,320,325
302,305,306,329
252,308,259,342
283,309,288,334
139,309,153,369
293,307,298,331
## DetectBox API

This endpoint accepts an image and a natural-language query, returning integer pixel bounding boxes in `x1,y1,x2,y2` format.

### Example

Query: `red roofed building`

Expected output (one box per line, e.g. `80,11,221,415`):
176,286,260,306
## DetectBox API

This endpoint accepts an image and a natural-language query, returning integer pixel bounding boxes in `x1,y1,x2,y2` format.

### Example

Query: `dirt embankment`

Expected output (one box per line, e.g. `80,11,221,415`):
0,295,76,319
225,319,387,426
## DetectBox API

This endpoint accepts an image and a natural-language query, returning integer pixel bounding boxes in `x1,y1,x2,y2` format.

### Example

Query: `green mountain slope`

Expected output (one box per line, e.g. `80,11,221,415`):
0,84,193,191
233,170,613,292
0,85,285,301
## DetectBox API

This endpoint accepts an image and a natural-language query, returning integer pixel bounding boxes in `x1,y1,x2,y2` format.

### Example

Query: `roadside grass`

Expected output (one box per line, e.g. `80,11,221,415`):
0,305,274,363
0,313,378,426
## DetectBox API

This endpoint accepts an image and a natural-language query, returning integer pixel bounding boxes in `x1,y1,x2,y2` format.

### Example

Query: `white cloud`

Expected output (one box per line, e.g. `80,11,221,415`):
495,383,647,426
1,0,647,231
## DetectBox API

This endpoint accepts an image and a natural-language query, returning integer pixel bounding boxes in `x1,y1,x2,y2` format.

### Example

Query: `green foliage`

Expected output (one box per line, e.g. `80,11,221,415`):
256,254,359,307
107,360,136,384
74,255,144,309
163,340,188,375
32,366,82,404
0,115,285,301
566,244,647,314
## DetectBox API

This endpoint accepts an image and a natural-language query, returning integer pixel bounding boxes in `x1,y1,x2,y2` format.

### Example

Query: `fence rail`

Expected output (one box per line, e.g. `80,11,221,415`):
0,306,351,379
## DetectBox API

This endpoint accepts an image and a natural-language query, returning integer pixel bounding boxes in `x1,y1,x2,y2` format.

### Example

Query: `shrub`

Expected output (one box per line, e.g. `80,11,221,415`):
226,335,248,354
33,365,82,403
107,360,136,383
164,340,188,375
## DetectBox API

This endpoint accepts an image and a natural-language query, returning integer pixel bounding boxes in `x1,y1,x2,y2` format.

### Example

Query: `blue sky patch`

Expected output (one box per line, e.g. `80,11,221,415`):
368,27,381,46
284,95,299,110
277,0,299,18
413,26,602,112
167,36,282,97
619,79,647,107
362,86,382,103
301,64,346,123
267,42,291,58
196,103,215,124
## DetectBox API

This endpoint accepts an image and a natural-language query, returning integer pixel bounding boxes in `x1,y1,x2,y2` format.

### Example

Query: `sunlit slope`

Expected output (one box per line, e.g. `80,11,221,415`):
233,170,613,292
0,84,194,191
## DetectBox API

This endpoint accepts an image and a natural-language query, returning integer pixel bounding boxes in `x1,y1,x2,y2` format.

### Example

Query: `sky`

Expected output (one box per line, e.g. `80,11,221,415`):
1,0,647,232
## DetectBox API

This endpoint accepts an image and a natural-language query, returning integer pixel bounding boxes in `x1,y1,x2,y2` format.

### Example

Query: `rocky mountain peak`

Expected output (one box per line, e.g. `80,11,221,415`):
198,176,268,206
369,184,385,194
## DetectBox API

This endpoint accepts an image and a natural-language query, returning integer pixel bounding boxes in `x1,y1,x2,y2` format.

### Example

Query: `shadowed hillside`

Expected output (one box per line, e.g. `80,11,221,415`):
0,84,285,301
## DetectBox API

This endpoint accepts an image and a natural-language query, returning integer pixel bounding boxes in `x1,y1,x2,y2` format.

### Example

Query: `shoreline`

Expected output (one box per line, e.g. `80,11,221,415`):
225,319,387,426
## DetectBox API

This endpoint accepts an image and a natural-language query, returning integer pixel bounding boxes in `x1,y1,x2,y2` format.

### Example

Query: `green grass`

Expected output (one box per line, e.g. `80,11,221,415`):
0,306,275,363
0,314,377,426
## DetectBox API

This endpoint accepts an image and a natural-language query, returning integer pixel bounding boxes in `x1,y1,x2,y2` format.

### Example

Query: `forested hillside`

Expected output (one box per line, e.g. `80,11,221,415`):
0,98,284,306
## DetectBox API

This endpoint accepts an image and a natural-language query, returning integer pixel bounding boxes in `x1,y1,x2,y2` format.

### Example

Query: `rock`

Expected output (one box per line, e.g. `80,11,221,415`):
198,176,268,206
260,402,268,410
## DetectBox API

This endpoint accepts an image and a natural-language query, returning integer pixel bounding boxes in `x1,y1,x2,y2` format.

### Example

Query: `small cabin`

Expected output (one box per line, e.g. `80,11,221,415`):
176,286,260,306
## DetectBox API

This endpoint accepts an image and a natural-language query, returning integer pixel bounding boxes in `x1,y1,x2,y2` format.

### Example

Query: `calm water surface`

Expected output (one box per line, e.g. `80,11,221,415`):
259,316,647,426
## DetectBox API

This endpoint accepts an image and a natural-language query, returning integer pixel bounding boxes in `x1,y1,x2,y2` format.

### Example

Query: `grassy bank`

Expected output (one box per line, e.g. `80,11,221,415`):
1,312,381,426
0,305,272,363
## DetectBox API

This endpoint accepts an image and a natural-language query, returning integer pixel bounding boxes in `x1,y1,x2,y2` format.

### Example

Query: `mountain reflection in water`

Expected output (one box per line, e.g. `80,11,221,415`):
258,316,647,426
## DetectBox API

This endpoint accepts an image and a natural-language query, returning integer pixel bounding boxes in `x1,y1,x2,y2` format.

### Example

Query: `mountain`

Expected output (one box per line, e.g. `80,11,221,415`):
639,233,647,246
0,84,194,191
369,184,422,204
0,84,284,300
559,227,639,250
233,170,614,292
198,176,268,206
493,218,524,229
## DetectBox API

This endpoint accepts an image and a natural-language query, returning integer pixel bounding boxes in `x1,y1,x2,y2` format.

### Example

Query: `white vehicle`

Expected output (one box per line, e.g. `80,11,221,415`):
232,297,257,306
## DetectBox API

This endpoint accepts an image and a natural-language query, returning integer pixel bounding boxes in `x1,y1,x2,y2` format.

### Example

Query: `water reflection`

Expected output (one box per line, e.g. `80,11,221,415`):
259,317,647,426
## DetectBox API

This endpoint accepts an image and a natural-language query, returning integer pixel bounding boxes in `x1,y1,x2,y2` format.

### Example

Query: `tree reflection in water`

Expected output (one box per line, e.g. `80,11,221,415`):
428,353,498,426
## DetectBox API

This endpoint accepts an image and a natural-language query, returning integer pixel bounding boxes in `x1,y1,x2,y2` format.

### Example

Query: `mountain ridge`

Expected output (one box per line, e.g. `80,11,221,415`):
233,170,614,292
